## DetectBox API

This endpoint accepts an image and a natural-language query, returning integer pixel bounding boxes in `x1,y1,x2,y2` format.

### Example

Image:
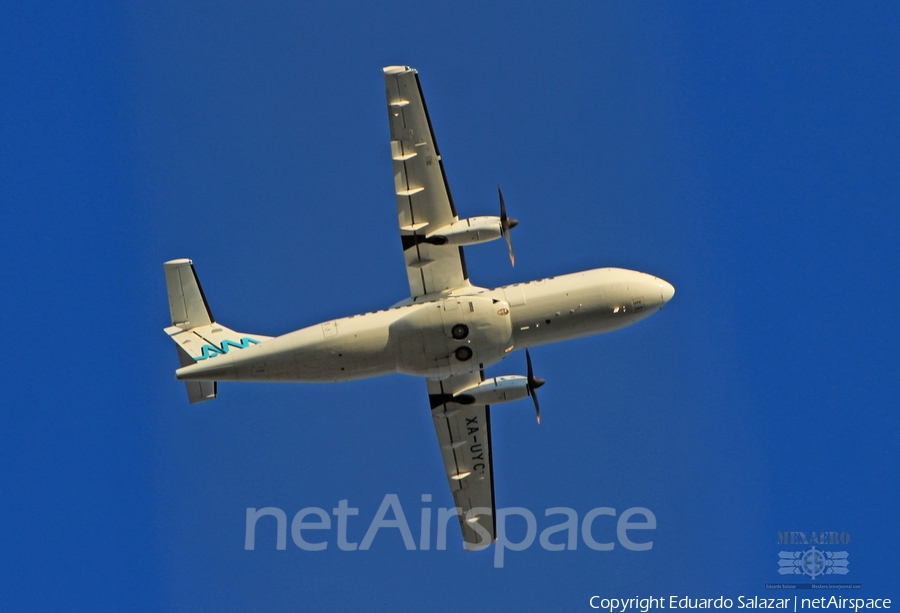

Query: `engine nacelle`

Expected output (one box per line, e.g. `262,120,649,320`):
426,216,502,246
453,375,530,405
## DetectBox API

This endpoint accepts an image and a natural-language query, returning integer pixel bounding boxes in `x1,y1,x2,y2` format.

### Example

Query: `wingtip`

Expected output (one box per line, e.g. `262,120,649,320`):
164,257,193,267
463,539,493,552
383,65,414,75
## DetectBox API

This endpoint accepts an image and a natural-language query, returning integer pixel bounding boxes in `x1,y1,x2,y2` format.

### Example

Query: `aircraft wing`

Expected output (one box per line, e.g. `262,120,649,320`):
384,66,470,299
427,372,496,550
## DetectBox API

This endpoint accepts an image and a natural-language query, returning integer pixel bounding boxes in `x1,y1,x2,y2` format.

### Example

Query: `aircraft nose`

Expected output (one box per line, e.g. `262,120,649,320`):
658,279,675,304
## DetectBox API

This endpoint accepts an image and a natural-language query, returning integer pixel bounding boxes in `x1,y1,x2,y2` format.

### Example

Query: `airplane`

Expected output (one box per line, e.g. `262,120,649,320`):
163,65,675,551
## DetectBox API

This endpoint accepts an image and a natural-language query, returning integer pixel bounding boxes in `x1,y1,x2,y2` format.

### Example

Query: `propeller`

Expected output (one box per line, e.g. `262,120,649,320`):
498,185,518,266
525,349,545,424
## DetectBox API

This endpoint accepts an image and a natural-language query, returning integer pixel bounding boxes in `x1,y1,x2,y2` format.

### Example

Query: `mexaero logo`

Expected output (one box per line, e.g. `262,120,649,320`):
196,337,261,361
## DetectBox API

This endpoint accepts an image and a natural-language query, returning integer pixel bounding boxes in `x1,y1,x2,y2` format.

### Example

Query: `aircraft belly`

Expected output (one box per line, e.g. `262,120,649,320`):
390,296,514,377
393,302,451,377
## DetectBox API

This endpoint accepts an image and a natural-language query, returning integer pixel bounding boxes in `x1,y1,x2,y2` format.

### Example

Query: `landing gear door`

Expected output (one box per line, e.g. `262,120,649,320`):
440,295,513,376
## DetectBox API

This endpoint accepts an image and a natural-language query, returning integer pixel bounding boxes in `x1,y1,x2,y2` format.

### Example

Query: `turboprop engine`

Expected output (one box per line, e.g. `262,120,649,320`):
425,216,510,246
425,186,519,265
453,375,531,404
447,349,546,423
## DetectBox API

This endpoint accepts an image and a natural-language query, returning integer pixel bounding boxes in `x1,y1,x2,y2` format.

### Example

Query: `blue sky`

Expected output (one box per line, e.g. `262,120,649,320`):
3,2,898,610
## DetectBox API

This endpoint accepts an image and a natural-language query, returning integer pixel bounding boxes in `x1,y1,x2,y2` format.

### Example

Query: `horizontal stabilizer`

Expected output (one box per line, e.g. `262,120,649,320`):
165,323,272,362
176,344,217,403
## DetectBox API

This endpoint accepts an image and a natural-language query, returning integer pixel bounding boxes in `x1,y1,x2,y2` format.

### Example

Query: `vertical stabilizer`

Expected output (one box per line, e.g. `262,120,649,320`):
165,258,214,330
163,259,271,403
165,259,217,402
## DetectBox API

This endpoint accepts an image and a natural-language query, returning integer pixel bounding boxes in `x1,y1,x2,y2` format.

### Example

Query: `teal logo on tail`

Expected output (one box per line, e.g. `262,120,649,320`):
196,337,261,361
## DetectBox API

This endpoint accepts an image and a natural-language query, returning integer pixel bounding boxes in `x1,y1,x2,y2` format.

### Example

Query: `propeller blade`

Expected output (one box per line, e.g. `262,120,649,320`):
525,349,545,423
498,185,517,266
505,232,516,267
525,349,545,389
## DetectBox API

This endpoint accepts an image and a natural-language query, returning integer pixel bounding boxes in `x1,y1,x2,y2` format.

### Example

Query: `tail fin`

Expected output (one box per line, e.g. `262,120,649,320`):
165,258,214,330
163,259,271,403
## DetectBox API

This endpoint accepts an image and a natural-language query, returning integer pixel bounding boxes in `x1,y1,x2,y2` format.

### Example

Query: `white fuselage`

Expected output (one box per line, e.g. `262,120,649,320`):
175,267,674,383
